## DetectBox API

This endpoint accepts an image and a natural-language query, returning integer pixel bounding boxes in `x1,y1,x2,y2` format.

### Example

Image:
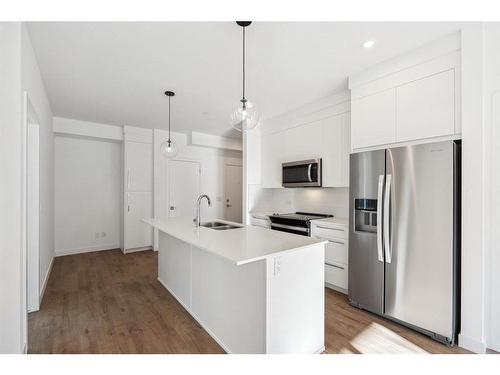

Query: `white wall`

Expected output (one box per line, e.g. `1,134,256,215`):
154,129,242,249
0,22,24,354
459,24,487,353
21,24,54,307
54,135,122,255
484,23,500,353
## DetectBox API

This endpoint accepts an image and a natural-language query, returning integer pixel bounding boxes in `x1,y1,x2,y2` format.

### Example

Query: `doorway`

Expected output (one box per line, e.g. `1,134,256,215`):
168,160,201,218
224,164,242,223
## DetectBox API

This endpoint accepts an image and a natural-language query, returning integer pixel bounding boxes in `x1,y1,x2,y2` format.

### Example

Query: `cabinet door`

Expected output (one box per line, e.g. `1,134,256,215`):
125,141,152,192
396,69,455,142
283,121,323,161
125,191,153,250
351,89,396,150
261,132,281,188
322,112,350,187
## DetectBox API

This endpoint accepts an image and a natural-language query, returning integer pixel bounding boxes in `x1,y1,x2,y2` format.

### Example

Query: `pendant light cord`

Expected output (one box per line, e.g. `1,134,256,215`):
168,95,171,143
242,25,246,104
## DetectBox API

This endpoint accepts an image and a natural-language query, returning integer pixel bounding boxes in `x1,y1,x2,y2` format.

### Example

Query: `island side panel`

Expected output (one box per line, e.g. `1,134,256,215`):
191,246,267,354
158,232,192,309
266,244,325,354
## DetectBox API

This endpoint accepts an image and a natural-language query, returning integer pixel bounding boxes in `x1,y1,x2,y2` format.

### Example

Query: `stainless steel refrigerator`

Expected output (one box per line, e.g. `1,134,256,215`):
348,140,460,345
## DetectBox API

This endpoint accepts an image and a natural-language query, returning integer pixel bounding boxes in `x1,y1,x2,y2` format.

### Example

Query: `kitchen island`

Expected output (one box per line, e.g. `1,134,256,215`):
143,217,326,354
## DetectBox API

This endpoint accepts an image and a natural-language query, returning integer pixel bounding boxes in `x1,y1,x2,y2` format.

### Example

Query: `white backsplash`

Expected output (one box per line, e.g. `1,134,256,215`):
249,185,349,219
293,187,349,218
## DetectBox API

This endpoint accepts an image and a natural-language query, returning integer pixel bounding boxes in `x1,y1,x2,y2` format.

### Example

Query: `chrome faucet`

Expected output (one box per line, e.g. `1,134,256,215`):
194,194,212,227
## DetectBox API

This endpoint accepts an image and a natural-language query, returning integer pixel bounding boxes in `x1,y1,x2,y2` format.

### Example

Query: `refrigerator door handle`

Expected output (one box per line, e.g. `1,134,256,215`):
377,175,384,262
384,174,392,263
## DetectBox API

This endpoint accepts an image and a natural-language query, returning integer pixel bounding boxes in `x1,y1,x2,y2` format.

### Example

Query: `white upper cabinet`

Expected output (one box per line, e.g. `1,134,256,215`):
261,132,282,188
322,112,350,187
124,141,153,192
349,46,461,152
351,89,396,150
396,69,455,142
261,110,350,188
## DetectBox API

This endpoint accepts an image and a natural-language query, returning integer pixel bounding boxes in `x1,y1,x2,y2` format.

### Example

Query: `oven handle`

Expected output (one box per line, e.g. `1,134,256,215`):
270,223,309,233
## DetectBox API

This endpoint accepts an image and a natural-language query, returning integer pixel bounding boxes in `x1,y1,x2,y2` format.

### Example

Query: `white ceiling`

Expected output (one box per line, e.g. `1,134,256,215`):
28,22,464,139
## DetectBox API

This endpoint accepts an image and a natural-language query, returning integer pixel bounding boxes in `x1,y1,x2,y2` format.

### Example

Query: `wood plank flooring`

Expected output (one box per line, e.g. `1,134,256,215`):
28,249,469,354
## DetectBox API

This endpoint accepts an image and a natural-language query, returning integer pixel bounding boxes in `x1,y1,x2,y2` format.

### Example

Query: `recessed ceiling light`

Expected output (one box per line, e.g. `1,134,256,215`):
362,40,375,49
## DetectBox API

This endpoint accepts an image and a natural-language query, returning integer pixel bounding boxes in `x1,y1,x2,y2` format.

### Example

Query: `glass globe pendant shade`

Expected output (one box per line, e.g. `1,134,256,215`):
160,139,179,159
231,102,260,132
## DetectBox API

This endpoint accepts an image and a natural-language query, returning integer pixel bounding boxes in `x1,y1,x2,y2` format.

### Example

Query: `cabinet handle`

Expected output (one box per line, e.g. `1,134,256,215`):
326,262,345,270
328,240,345,245
316,225,344,232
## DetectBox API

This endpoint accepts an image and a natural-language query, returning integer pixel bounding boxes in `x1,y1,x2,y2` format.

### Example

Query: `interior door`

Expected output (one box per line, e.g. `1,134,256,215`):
348,150,385,315
224,164,242,223
384,141,455,340
168,160,200,218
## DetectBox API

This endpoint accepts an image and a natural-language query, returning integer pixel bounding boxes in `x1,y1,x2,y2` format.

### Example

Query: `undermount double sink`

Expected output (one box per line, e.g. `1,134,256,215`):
200,221,241,230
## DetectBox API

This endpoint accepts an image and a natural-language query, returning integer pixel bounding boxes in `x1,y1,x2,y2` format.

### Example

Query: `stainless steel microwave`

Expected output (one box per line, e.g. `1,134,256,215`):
282,159,322,187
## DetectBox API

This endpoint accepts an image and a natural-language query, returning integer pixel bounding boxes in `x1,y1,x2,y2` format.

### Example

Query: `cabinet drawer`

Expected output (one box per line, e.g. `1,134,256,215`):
311,224,348,240
325,262,348,292
325,240,348,265
250,217,270,228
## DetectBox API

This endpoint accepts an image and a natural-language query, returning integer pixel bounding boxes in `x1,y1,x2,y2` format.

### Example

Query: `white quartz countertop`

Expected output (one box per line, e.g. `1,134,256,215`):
143,217,326,266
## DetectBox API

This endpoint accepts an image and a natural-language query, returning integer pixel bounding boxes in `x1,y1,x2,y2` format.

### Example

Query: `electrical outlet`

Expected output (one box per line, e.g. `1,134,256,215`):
274,257,282,276
101,232,106,238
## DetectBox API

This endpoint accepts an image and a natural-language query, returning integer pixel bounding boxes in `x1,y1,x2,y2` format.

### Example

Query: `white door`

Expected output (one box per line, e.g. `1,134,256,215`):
168,160,200,219
27,123,40,312
125,192,153,250
125,141,153,192
224,164,242,223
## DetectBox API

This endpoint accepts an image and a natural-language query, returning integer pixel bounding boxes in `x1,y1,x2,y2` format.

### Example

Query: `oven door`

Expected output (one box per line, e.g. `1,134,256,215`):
282,159,322,187
270,223,310,236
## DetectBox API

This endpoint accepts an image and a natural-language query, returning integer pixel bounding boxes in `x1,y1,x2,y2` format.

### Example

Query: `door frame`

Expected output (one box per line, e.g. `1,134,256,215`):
21,92,41,352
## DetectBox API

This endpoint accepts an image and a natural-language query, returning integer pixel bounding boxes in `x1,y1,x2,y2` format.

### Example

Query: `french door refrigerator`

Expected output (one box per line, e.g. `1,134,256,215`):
348,140,460,345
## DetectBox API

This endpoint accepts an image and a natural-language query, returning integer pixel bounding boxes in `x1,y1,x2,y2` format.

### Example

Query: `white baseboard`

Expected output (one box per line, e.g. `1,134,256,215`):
39,255,54,305
55,243,120,257
459,333,487,353
123,246,153,254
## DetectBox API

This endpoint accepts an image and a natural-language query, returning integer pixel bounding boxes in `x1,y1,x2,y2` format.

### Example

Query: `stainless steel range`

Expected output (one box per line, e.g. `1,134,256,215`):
269,212,333,236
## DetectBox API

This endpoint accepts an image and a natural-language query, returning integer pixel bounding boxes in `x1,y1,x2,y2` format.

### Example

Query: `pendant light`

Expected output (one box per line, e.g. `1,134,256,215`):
160,90,179,159
231,21,260,132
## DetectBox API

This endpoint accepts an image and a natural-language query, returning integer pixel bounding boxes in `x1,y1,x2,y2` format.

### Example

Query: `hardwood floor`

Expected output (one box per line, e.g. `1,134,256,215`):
29,250,469,354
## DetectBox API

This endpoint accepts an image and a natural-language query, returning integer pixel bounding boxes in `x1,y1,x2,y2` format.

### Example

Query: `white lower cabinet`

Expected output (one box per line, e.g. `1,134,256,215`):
325,263,348,291
311,220,349,294
250,217,271,228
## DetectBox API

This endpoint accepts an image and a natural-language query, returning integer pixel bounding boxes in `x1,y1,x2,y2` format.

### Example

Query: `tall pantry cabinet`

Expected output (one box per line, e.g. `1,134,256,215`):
122,126,153,253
